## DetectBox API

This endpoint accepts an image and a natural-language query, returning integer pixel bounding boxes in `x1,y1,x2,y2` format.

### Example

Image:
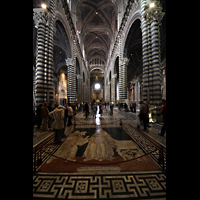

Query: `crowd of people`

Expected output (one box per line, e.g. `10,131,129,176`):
33,99,166,143
136,99,166,136
33,102,76,142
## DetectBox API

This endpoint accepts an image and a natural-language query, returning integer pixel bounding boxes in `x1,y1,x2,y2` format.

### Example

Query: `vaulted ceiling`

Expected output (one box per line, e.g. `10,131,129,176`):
76,0,117,66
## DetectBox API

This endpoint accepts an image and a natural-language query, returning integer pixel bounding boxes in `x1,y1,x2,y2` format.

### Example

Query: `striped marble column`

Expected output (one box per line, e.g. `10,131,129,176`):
122,58,129,100
47,0,55,103
33,0,55,106
118,38,128,102
151,19,161,105
66,58,76,103
141,0,164,121
33,8,49,106
118,37,123,102
141,0,150,103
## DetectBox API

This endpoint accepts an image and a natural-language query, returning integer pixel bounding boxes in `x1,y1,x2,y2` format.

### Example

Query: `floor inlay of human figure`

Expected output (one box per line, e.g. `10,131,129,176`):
83,128,116,161
47,131,89,163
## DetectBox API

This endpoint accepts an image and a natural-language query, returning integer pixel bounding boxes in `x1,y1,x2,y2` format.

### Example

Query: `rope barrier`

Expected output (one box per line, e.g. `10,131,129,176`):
40,147,158,165
35,115,164,169
40,123,74,150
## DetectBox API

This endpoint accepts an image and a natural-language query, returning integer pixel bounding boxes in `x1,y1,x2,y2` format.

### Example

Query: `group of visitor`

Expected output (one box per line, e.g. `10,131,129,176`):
33,98,166,141
117,101,136,112
33,102,76,143
137,99,166,136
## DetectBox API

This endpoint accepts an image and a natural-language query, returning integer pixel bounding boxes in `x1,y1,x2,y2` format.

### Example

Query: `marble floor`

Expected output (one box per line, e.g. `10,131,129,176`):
33,106,166,199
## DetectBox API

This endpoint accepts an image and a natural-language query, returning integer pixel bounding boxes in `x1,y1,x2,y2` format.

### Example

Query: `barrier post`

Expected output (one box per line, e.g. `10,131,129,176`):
34,147,37,172
158,145,165,172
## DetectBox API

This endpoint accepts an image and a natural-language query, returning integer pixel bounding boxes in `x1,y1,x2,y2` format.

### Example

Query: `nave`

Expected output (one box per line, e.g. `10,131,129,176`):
33,106,166,199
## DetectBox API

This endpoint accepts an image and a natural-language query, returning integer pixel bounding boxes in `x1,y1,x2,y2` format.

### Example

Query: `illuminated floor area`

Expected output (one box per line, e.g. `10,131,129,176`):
33,107,166,199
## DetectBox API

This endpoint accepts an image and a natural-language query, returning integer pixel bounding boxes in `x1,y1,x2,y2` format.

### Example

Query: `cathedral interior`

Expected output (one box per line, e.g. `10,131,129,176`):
33,0,166,199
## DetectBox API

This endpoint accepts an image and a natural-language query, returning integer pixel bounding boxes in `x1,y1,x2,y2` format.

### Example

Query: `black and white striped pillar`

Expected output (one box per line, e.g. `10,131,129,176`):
118,37,123,102
141,0,164,121
47,0,55,104
66,58,76,103
33,9,49,106
118,37,128,102
141,0,150,103
33,0,55,106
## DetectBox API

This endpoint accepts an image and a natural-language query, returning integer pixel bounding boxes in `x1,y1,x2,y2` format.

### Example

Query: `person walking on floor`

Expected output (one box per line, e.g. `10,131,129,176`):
99,103,103,116
85,101,89,118
159,99,166,136
62,103,68,136
47,102,53,129
138,101,147,131
92,102,97,118
67,103,73,126
133,101,136,113
49,105,65,144
110,102,114,115
41,102,49,131
145,101,150,127
36,104,42,129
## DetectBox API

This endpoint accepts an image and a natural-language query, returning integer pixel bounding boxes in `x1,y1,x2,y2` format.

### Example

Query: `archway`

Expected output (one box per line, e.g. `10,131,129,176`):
90,69,104,102
53,19,72,104
123,19,142,103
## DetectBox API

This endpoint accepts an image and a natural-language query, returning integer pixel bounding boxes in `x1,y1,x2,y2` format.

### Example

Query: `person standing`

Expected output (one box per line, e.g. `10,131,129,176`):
47,102,53,129
67,103,73,126
159,99,166,136
92,103,97,118
145,101,150,127
133,101,136,113
49,105,65,143
110,102,114,115
62,103,68,136
138,101,147,131
99,103,103,116
130,101,133,112
85,101,89,118
36,104,42,129
41,102,49,131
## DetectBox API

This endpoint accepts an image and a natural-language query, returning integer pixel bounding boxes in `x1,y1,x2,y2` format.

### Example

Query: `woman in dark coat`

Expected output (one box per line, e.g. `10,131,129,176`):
99,103,103,116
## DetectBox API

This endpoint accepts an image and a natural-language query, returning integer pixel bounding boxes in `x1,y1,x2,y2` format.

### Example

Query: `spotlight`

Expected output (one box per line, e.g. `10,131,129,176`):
149,2,155,8
41,4,47,9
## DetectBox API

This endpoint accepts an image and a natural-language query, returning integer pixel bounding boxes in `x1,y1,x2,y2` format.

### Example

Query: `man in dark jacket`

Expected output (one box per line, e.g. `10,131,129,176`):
85,101,89,118
159,99,166,136
41,102,49,131
36,104,42,129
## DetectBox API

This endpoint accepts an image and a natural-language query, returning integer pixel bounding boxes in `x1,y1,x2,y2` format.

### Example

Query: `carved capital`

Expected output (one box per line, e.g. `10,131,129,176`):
66,58,74,66
112,74,117,79
33,8,51,28
143,3,164,25
122,58,129,66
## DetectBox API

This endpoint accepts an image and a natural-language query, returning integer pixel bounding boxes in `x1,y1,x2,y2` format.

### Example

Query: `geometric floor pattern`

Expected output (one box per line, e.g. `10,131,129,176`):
33,171,166,199
33,107,166,199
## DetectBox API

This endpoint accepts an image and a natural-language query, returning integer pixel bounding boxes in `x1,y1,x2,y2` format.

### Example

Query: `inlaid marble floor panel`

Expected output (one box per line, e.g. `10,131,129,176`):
33,106,166,199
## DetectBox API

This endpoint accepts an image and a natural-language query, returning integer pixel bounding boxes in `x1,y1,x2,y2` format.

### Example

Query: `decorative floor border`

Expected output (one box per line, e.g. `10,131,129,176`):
33,171,166,199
